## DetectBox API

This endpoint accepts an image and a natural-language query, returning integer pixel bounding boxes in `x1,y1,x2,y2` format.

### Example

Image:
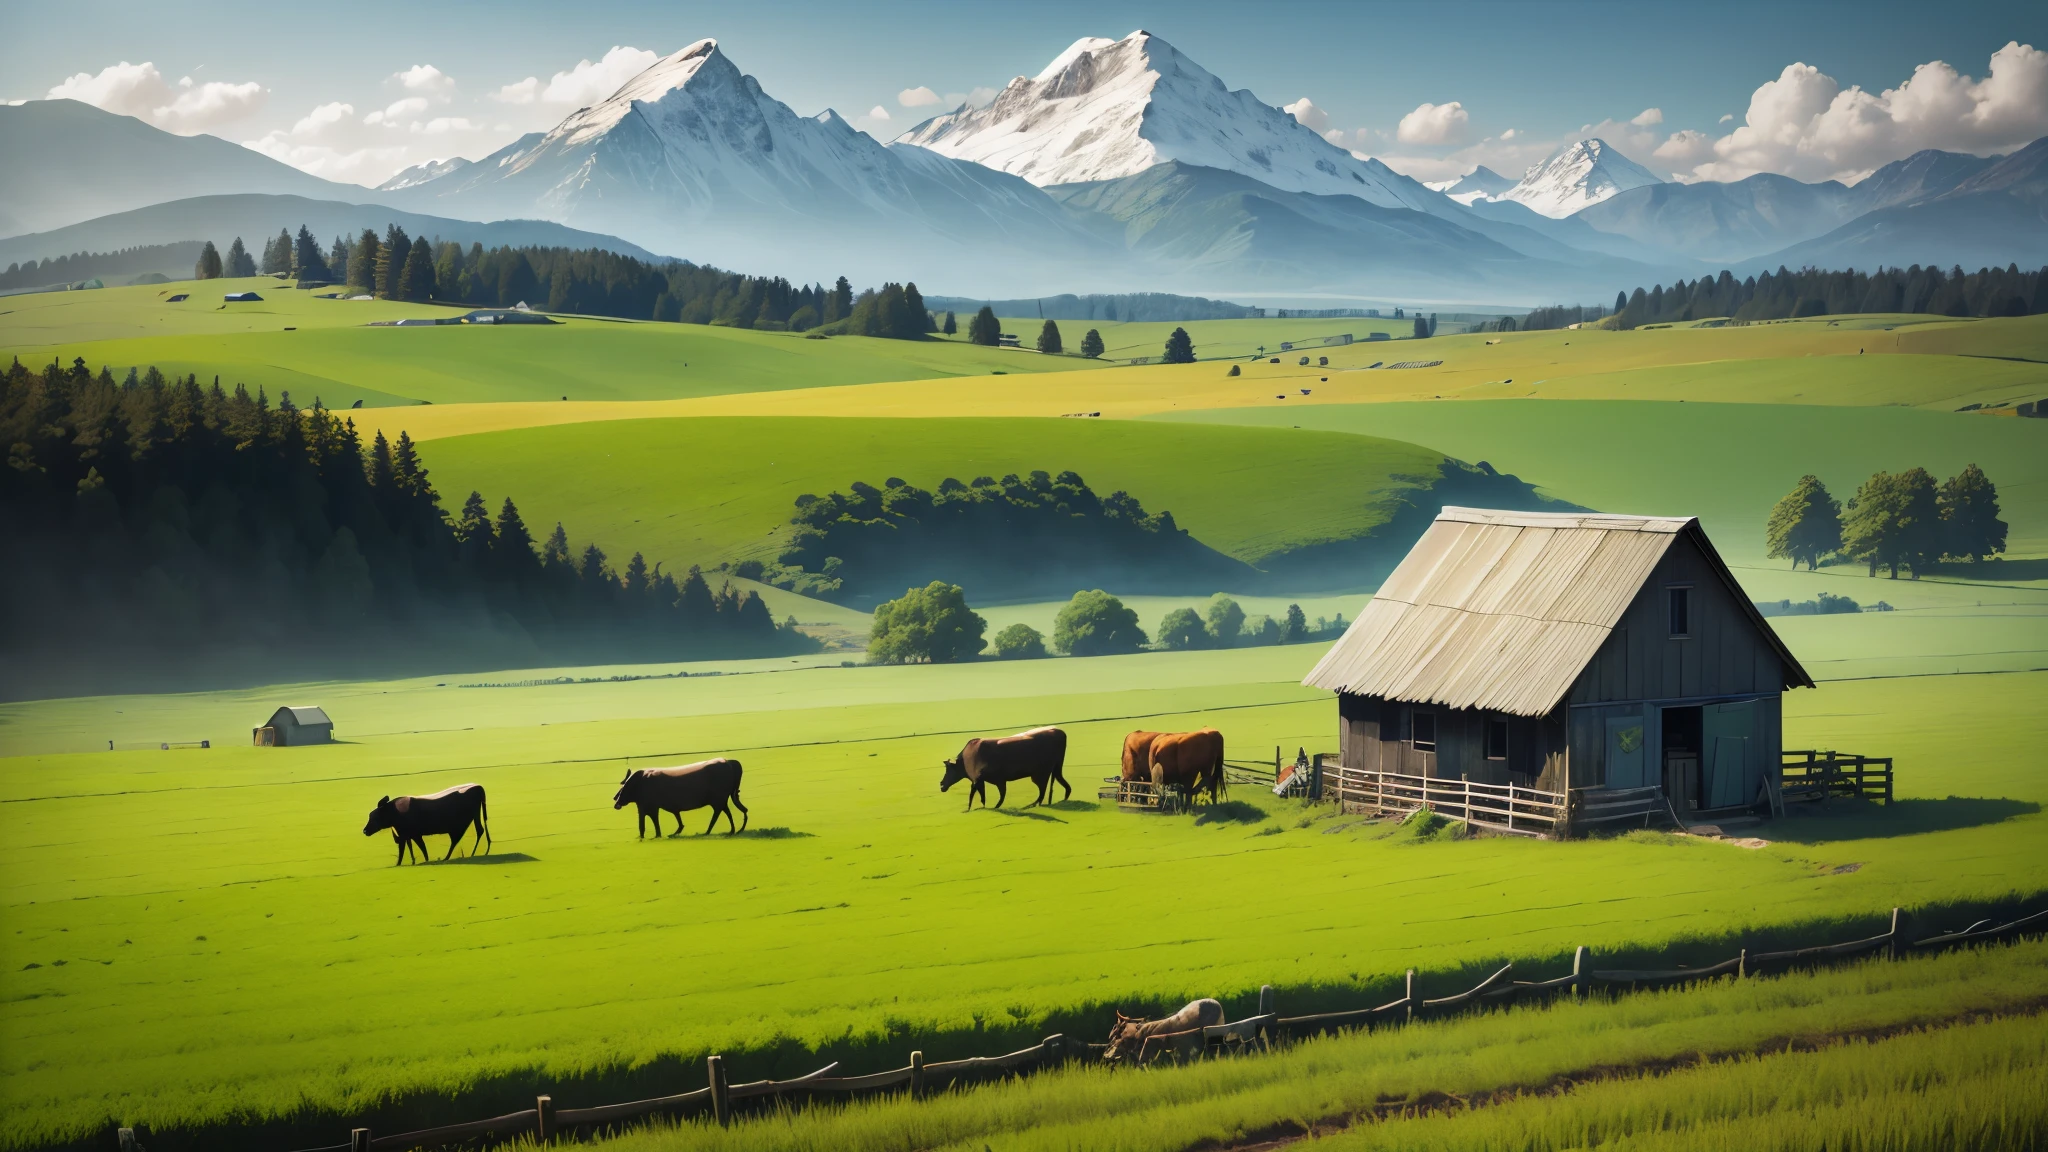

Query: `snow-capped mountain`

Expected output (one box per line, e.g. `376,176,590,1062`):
1496,139,1663,218
377,156,474,192
1426,166,1517,206
895,30,1447,216
386,40,1105,289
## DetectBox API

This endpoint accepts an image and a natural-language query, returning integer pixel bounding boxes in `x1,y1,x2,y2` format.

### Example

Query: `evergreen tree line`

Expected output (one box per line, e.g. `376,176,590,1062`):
1513,303,1609,332
923,293,1257,323
0,356,807,695
1765,465,2007,579
1611,264,2048,329
1,244,203,292
754,470,1255,603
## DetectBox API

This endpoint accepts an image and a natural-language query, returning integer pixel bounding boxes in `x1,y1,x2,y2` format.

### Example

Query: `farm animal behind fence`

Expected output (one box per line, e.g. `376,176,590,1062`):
1121,731,1163,782
941,727,1071,809
615,759,748,837
362,783,490,864
1150,729,1226,804
1106,998,1225,1061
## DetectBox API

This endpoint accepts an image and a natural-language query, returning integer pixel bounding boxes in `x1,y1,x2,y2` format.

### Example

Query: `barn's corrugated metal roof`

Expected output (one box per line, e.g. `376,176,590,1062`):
1303,507,1793,716
270,706,332,726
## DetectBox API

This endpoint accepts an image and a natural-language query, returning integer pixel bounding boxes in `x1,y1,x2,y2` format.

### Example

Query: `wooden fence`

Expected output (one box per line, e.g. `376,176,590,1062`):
228,900,2048,1152
1782,749,1894,804
1329,766,1569,837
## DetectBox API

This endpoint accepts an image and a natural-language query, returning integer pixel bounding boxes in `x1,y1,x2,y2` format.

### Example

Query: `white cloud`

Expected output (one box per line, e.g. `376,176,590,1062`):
1284,97,1329,132
1324,128,1348,147
47,61,266,133
418,117,480,135
493,46,657,109
396,65,455,95
866,104,891,121
1653,128,1715,174
363,97,429,125
1500,128,1517,140
898,85,941,107
1684,41,2048,183
1630,107,1663,127
1718,113,1735,124
1396,100,1469,145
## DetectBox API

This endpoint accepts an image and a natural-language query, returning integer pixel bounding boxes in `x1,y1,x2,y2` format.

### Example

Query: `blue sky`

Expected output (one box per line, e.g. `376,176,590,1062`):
8,0,2044,187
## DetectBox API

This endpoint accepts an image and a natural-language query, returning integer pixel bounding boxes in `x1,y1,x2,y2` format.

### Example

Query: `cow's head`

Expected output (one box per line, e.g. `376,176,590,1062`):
939,754,967,792
362,796,396,836
1104,1011,1146,1061
613,771,642,810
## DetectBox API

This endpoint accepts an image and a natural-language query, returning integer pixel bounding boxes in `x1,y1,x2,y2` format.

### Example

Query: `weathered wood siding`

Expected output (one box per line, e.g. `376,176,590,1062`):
1339,693,1568,790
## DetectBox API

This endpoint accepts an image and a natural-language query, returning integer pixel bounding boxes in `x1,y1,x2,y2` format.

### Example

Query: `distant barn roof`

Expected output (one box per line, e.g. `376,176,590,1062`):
1302,507,1811,716
269,706,332,726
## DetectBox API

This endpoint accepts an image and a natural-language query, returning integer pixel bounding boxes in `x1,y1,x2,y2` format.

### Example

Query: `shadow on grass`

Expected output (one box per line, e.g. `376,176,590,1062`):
1194,800,1270,826
1919,557,2048,582
650,826,813,841
1765,796,2039,844
1046,799,1100,813
431,852,539,865
990,808,1066,823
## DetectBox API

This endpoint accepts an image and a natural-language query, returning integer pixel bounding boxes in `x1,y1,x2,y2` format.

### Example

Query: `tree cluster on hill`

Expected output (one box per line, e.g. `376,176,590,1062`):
1613,264,2048,329
754,470,1254,603
922,292,1258,323
1766,466,2006,578
1,244,206,293
1154,595,1338,649
0,356,808,695
1515,303,1608,331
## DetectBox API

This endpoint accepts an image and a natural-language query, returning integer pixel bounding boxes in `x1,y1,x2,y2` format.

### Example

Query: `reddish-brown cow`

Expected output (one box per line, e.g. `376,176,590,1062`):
1149,729,1225,804
1121,731,1163,782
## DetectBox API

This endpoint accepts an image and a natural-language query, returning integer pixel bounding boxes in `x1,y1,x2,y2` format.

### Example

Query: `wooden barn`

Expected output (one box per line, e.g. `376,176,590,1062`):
253,706,333,747
1303,508,1813,837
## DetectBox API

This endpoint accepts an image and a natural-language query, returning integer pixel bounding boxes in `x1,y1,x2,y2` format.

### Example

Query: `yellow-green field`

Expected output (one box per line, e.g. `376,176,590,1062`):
4,280,2046,1150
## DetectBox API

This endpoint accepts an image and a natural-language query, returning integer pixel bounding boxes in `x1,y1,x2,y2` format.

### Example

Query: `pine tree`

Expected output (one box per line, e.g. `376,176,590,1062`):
391,431,430,497
968,306,1001,347
1283,603,1308,642
195,241,223,280
825,276,853,322
329,236,351,285
349,230,379,295
1036,319,1063,355
379,226,411,300
904,282,932,332
494,498,537,571
366,430,395,492
261,229,293,275
1413,316,1430,339
294,226,330,281
453,491,493,556
399,233,436,301
1938,463,2006,561
1764,475,1841,570
225,237,256,277
1162,326,1194,364
942,310,957,335
1080,328,1104,358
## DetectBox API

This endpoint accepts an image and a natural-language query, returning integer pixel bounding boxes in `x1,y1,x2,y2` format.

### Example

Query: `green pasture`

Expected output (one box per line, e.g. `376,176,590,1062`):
1159,399,2048,560
0,279,1068,409
581,942,2048,1152
416,416,1446,573
966,315,1412,361
1,643,2043,1147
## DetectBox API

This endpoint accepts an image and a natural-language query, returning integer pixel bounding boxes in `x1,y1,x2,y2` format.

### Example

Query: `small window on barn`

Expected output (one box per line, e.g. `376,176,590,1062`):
1485,718,1509,760
1668,585,1692,638
1412,710,1437,752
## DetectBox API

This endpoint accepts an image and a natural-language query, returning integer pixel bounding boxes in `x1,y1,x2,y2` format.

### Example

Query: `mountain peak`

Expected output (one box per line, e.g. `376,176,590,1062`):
894,30,1443,214
1496,137,1661,218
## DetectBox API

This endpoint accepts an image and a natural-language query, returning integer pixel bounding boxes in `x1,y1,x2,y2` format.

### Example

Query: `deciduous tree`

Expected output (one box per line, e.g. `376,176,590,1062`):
1939,463,2006,561
1765,474,1841,570
1162,326,1194,364
968,305,1001,347
1037,319,1063,355
869,581,987,663
991,622,1046,659
1053,589,1146,656
1080,328,1104,358
1156,606,1207,650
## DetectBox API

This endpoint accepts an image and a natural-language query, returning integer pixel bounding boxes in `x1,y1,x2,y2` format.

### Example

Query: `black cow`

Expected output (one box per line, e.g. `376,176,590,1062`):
614,758,749,837
940,727,1070,810
362,783,490,864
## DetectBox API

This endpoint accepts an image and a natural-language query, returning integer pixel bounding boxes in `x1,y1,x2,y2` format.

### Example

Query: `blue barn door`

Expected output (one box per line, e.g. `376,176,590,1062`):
1604,714,1647,788
1702,700,1756,809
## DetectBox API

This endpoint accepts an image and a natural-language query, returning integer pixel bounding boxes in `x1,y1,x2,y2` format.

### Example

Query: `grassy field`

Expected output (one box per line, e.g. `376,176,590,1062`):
2,646,2043,1148
971,315,1413,360
414,415,1447,573
576,942,2048,1152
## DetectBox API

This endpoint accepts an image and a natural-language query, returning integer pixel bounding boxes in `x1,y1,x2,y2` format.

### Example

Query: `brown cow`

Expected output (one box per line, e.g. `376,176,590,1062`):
941,727,1070,809
1105,998,1225,1061
1150,729,1226,804
614,759,748,837
362,783,490,864
1121,731,1163,782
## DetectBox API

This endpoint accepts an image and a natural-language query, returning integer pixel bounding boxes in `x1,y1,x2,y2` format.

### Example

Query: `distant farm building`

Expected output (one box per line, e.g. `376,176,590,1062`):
253,706,333,747
223,291,263,302
998,333,1021,347
1304,508,1812,836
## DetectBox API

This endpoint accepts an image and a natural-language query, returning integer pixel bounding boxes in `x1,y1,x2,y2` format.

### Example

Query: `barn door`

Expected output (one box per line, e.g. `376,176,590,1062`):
1604,714,1646,788
1702,700,1756,809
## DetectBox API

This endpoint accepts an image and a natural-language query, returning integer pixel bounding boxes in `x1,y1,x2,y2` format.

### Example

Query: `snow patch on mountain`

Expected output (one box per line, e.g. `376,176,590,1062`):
894,30,1445,214
376,156,474,191
1496,139,1662,218
1426,165,1516,205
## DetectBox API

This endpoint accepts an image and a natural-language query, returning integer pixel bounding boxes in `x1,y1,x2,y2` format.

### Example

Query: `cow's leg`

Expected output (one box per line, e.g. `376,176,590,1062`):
702,806,720,836
730,792,749,833
443,830,460,860
993,779,1008,808
394,833,406,866
720,799,738,834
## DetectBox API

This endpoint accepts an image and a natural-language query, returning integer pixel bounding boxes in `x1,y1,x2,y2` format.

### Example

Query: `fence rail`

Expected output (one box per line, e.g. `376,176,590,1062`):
1330,767,1568,837
1782,749,1894,804
240,900,2048,1152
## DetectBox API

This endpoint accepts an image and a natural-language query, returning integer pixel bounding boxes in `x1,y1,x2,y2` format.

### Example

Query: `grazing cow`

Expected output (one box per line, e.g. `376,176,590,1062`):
1150,729,1226,804
362,783,490,864
614,759,748,837
1105,998,1225,1062
940,727,1070,809
1120,731,1163,782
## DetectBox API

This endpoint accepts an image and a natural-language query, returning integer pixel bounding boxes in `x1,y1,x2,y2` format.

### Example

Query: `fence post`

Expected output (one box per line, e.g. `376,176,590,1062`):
1889,907,1905,959
117,1131,137,1152
536,1095,554,1142
350,1130,370,1152
909,1050,924,1100
1405,968,1417,1022
1259,984,1275,1016
708,1054,730,1127
1572,946,1588,999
